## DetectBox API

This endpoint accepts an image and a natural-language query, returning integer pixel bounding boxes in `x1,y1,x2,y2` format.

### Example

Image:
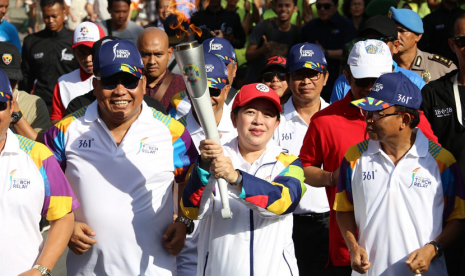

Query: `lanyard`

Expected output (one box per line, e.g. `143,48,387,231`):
453,73,464,126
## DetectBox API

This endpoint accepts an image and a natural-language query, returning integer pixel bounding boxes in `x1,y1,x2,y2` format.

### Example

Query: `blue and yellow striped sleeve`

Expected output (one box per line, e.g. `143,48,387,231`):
429,140,465,222
334,140,367,212
17,135,80,220
238,154,306,216
43,107,87,172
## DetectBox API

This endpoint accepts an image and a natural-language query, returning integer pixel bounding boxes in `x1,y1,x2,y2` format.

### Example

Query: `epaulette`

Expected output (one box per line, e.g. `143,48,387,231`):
428,54,453,68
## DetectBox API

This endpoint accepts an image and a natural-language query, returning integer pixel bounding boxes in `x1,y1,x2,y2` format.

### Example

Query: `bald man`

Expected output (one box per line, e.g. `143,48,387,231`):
137,27,187,109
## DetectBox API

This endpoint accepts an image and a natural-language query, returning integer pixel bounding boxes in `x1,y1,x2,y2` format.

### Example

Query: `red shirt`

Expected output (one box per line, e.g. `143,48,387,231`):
299,91,439,267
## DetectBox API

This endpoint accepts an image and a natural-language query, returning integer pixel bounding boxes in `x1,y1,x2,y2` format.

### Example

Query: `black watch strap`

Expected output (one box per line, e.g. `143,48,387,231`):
175,216,194,234
428,240,443,259
11,110,23,124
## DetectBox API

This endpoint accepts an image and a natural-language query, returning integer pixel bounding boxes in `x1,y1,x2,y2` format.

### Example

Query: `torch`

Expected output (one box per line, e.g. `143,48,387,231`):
175,41,233,220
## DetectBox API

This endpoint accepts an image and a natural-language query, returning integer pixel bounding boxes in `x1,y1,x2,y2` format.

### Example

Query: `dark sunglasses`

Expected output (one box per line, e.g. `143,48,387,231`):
451,36,465,48
353,77,377,87
95,76,141,90
0,101,7,111
262,72,286,82
361,37,396,43
316,3,333,10
291,70,322,81
209,87,222,97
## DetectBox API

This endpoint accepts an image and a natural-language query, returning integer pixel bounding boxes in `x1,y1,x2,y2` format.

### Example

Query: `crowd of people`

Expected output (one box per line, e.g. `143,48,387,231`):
2,0,465,275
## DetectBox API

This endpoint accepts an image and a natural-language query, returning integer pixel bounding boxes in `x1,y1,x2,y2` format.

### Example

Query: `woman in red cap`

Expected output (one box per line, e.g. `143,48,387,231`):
181,83,306,276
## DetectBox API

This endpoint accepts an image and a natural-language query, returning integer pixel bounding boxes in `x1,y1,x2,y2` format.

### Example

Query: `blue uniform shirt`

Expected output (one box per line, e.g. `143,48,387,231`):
0,20,22,53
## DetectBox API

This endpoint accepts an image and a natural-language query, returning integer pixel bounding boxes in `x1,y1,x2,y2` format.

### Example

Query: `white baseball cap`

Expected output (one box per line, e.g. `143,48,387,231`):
348,40,393,79
73,22,105,49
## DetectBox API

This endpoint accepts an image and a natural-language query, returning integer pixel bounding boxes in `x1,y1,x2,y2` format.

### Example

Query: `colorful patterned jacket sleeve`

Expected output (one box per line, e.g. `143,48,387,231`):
181,154,306,219
17,135,80,220
428,141,465,222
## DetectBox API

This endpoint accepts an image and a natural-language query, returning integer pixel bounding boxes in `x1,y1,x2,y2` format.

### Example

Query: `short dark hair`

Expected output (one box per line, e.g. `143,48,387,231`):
316,0,338,7
395,105,419,128
342,0,368,18
108,0,130,10
231,105,281,121
276,0,298,7
40,0,64,8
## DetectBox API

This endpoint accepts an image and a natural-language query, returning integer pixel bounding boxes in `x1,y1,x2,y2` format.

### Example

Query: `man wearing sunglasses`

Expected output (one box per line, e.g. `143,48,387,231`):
301,0,357,101
273,43,331,275
390,7,456,84
421,14,465,274
299,40,438,276
330,15,427,103
42,39,197,275
336,72,465,276
261,55,290,104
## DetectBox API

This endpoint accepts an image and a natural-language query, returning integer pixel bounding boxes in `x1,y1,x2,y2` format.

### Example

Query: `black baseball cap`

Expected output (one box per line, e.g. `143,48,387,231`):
0,42,23,81
358,15,398,40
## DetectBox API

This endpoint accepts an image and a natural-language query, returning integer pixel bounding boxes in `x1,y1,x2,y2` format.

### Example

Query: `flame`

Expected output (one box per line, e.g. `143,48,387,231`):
168,0,202,38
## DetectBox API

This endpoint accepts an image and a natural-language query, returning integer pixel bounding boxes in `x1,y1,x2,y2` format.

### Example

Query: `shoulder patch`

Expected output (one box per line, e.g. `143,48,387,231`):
150,107,172,128
345,139,370,161
428,139,456,169
429,54,453,68
15,134,53,169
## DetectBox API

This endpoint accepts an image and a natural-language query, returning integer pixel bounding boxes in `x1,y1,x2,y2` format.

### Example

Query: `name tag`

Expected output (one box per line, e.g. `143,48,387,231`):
434,107,453,118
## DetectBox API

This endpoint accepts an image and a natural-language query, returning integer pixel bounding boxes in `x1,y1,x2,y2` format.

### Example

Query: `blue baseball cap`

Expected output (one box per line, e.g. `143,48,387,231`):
0,69,12,102
389,7,424,34
287,43,327,73
202,37,236,64
93,40,144,78
205,53,228,89
351,72,422,111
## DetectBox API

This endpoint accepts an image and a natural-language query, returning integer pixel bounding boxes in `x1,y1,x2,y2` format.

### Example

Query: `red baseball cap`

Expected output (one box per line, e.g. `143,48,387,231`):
232,83,283,113
73,22,105,49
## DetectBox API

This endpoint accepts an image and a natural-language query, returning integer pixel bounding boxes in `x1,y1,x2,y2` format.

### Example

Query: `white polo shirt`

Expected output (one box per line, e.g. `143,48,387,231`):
274,96,330,214
0,129,79,275
334,129,465,276
44,101,196,276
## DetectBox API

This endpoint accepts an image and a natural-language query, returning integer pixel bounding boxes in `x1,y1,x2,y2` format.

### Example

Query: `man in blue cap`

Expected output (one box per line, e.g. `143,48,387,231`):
273,42,331,275
335,72,465,276
43,39,197,275
203,37,238,105
176,53,238,276
390,7,457,83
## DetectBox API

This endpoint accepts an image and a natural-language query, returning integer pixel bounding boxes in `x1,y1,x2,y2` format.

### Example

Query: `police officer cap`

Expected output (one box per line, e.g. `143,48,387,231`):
389,7,424,34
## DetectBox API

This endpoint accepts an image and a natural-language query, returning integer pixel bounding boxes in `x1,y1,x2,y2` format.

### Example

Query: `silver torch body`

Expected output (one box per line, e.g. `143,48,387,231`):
175,41,233,220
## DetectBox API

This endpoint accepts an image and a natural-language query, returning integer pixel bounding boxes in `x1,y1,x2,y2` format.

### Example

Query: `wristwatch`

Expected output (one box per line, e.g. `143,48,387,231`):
230,170,242,186
11,110,23,124
175,216,195,234
427,241,443,259
33,264,52,276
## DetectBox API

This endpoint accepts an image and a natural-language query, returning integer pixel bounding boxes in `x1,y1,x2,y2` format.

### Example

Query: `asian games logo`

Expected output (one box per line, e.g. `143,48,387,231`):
183,64,201,86
137,137,158,154
80,26,89,37
409,167,432,188
9,169,31,191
